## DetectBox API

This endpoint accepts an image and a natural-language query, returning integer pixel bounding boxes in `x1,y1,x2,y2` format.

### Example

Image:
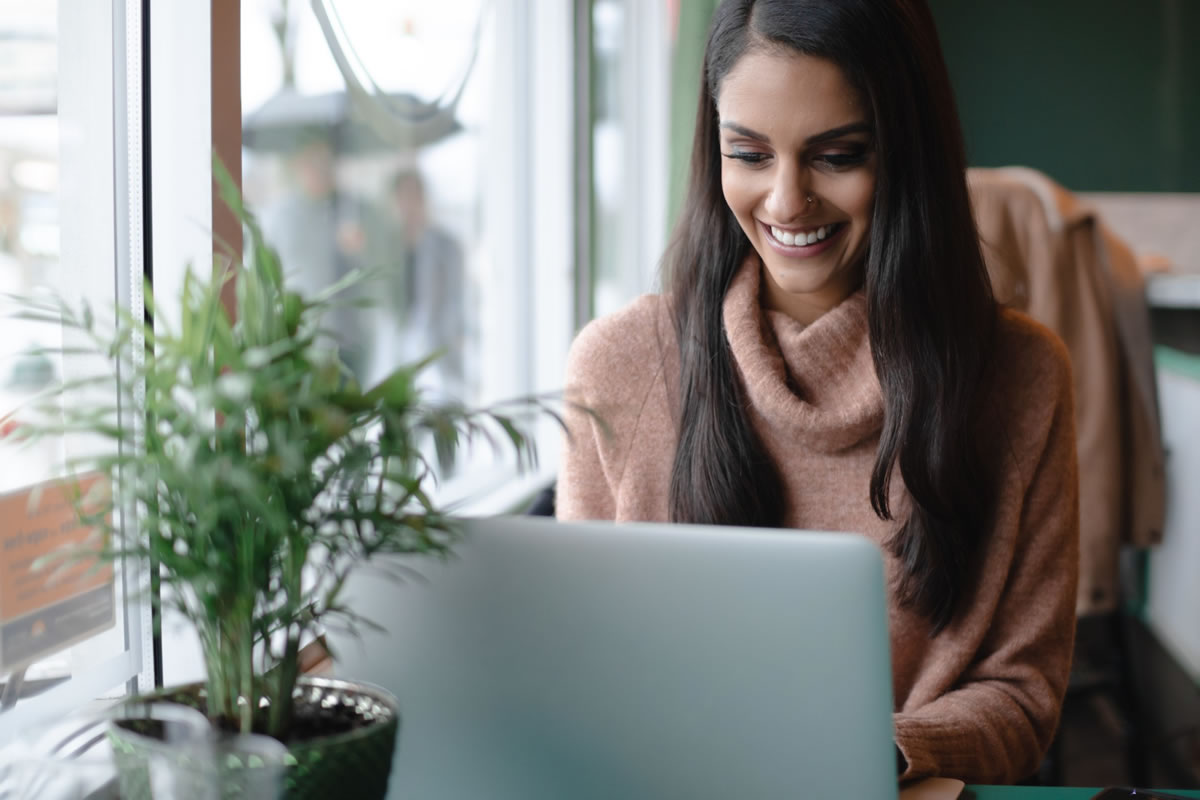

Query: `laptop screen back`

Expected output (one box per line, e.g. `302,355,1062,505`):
331,516,899,800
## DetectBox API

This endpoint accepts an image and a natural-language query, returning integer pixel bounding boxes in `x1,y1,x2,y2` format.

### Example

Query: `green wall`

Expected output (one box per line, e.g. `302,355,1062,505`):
667,0,723,231
928,0,1200,192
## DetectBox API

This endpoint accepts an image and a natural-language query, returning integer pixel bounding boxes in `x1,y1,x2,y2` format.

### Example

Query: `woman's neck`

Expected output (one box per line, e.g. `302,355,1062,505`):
758,261,865,325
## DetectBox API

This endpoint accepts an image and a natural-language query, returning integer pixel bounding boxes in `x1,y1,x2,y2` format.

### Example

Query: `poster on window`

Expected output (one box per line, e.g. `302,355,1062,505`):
0,474,115,672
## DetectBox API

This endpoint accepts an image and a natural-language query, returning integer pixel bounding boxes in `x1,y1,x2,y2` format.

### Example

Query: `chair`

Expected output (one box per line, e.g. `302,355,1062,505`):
523,482,557,517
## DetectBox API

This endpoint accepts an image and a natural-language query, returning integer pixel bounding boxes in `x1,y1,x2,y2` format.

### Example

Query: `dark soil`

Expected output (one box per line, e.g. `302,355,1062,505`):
267,696,372,745
117,691,377,747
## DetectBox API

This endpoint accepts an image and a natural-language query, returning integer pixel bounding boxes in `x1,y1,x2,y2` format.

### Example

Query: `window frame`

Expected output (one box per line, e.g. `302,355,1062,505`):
0,0,155,746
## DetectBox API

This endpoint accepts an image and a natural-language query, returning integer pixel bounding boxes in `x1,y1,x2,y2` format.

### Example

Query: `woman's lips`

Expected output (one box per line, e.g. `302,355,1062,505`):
760,220,845,257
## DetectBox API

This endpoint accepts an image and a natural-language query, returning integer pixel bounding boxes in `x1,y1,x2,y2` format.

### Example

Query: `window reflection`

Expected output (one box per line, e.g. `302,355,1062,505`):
0,2,60,493
241,0,485,401
0,0,135,717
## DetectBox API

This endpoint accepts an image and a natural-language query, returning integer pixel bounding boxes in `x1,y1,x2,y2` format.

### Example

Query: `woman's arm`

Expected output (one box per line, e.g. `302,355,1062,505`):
894,337,1080,784
554,295,672,521
556,316,619,521
557,400,616,520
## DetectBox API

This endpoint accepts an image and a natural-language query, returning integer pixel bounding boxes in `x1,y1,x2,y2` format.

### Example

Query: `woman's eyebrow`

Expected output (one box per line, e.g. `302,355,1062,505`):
804,122,872,145
718,120,873,145
718,121,769,142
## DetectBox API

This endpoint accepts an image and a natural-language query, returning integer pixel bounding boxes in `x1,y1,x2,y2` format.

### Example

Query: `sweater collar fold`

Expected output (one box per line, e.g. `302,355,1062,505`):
722,256,884,452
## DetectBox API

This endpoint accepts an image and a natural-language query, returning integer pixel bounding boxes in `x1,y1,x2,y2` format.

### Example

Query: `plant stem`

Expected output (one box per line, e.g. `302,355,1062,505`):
239,615,253,734
270,629,300,740
237,518,255,734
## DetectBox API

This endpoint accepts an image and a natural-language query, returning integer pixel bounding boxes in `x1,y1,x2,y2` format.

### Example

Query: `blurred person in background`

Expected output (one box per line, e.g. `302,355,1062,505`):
386,166,466,400
260,134,390,379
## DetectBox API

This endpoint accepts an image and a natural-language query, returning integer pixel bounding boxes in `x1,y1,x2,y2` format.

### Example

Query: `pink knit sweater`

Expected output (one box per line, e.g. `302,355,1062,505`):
557,257,1079,784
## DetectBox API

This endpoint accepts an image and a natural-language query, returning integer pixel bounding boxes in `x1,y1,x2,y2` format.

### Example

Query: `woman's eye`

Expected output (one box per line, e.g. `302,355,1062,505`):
814,150,868,169
722,151,769,165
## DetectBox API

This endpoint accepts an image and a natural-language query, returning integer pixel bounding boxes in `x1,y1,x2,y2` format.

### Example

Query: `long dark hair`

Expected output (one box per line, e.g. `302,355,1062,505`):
665,0,997,634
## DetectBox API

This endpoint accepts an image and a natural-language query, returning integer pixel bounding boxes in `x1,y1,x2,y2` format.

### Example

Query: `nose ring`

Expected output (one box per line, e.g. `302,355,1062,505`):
805,193,815,204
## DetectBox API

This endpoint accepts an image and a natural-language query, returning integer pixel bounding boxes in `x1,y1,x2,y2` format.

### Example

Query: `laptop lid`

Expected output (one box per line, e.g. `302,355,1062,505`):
331,516,899,800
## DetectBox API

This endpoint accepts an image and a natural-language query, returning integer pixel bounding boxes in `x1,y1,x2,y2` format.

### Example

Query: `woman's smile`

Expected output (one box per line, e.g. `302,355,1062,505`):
760,219,848,255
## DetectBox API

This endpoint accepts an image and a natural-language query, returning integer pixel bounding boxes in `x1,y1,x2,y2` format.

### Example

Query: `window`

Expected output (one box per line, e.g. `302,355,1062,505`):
589,0,671,318
0,0,676,728
234,0,577,515
0,0,153,747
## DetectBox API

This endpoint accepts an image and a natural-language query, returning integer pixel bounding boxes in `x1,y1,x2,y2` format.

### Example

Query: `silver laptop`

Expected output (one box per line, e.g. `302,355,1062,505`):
331,516,898,800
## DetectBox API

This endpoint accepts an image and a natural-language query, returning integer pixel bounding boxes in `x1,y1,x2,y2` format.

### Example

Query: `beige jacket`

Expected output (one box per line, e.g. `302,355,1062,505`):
968,167,1165,615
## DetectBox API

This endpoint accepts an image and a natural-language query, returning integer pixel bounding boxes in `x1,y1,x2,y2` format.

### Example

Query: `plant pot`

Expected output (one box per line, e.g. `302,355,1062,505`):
108,676,401,800
108,701,239,800
281,677,400,800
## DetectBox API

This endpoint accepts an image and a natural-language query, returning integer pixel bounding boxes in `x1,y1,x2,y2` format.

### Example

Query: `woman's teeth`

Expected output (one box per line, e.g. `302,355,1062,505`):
771,224,835,246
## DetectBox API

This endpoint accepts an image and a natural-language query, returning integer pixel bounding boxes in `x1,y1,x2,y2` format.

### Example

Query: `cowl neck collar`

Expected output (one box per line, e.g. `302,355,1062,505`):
722,257,884,452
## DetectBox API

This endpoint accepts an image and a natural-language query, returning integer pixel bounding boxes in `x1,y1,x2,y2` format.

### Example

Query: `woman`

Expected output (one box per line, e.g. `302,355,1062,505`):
557,0,1079,785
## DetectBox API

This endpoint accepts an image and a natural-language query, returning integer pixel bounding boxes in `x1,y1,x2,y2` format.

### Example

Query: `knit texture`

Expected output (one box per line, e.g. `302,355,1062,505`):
558,257,1080,784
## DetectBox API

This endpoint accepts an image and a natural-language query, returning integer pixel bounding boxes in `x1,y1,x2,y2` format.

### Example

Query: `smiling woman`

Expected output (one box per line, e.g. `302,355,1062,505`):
717,51,877,324
557,0,1080,786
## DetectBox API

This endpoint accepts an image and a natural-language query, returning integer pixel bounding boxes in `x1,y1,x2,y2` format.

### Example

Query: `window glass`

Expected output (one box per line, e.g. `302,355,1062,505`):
239,1,578,512
590,0,670,318
0,7,59,488
0,0,150,747
242,0,488,401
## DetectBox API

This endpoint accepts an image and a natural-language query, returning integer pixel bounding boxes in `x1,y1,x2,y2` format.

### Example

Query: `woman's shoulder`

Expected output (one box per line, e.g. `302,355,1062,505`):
992,307,1073,393
984,307,1075,465
565,293,674,394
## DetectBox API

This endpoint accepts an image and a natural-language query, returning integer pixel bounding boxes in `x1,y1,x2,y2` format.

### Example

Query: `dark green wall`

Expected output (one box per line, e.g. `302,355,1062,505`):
928,0,1199,192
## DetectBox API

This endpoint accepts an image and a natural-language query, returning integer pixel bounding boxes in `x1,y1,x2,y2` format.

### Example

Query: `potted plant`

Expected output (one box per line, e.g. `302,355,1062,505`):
14,158,554,799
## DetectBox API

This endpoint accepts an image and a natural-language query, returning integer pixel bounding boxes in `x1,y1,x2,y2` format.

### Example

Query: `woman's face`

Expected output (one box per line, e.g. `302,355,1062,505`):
717,50,877,324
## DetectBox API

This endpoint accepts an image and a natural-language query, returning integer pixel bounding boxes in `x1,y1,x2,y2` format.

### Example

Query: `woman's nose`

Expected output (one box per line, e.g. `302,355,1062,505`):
764,165,814,223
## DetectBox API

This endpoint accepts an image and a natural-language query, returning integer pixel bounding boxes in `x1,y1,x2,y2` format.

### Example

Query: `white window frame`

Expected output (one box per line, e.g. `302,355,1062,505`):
451,0,577,514
0,0,155,747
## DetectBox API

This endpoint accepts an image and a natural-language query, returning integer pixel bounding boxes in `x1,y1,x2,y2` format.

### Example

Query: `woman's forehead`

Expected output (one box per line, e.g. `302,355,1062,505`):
716,50,868,139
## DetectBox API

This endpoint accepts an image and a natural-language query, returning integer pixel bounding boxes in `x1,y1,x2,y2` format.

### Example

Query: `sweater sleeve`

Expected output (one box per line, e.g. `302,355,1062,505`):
555,295,671,520
893,344,1080,784
556,317,618,520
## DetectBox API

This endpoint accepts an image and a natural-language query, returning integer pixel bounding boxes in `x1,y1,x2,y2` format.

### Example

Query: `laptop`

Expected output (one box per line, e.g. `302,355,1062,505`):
330,516,899,800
